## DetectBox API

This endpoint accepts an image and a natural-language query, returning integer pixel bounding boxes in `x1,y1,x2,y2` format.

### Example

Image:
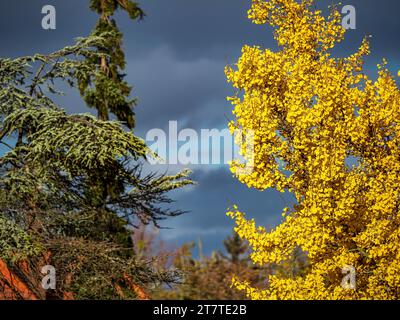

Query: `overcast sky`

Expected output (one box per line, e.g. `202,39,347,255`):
1,0,399,255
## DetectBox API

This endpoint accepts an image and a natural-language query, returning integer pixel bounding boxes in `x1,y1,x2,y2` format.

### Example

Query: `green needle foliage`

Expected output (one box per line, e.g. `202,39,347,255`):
82,0,145,128
0,2,191,299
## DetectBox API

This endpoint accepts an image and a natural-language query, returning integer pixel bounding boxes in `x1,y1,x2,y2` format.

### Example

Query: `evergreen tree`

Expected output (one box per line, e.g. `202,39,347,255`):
82,0,144,127
0,2,191,299
223,231,248,264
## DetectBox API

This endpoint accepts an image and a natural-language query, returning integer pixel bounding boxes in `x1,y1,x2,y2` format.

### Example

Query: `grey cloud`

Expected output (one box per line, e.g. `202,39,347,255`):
127,46,230,135
3,1,397,61
157,166,295,254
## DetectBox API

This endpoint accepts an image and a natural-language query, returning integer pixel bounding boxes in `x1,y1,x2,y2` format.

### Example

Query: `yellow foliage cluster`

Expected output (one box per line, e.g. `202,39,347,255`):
226,0,400,299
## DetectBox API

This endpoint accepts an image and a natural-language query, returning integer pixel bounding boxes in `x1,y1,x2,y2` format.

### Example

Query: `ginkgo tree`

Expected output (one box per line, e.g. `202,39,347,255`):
226,0,400,299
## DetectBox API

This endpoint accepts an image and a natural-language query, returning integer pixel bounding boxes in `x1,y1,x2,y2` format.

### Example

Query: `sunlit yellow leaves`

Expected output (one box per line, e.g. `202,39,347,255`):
226,0,400,300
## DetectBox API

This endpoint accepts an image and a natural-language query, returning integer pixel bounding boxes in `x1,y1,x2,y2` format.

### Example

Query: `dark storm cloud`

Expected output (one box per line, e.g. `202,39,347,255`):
336,0,399,57
125,46,229,134
157,166,295,254
122,0,399,61
0,0,97,57
0,0,399,254
3,1,397,60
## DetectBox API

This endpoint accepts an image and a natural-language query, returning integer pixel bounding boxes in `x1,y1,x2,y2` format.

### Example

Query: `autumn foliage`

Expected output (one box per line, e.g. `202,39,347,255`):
226,0,400,299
